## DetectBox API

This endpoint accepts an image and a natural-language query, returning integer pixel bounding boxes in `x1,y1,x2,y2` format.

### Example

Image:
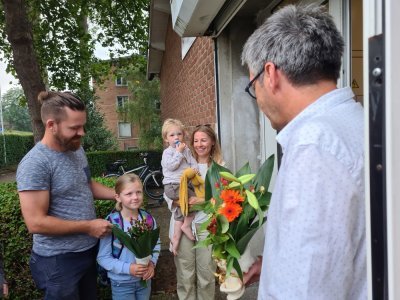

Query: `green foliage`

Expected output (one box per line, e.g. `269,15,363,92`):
118,60,163,150
86,150,162,177
0,133,34,168
94,177,118,219
0,0,150,91
77,88,118,152
1,87,32,132
0,182,42,299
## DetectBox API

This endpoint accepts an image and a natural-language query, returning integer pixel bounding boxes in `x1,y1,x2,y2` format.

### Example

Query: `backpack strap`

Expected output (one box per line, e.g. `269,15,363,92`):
138,209,155,229
107,210,125,259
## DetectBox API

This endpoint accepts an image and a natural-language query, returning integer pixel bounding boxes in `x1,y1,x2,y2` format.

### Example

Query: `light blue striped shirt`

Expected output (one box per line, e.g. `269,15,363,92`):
258,87,366,300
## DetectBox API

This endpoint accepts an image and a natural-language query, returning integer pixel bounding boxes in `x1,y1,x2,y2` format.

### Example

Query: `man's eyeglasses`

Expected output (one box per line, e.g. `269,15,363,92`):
245,69,264,99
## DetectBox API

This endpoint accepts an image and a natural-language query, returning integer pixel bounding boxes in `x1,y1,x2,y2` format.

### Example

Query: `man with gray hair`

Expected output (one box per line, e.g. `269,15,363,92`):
241,5,366,299
17,91,115,299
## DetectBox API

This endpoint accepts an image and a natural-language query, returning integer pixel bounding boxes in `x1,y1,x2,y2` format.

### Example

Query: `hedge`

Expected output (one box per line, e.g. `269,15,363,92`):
0,133,162,178
86,149,162,177
0,177,138,299
0,133,34,168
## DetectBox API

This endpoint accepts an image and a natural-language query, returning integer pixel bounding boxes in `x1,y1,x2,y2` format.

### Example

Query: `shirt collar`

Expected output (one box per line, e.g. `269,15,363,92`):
276,87,355,152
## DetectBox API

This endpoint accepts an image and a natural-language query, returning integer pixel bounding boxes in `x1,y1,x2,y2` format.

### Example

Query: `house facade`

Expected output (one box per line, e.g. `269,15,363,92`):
148,0,363,172
94,75,139,150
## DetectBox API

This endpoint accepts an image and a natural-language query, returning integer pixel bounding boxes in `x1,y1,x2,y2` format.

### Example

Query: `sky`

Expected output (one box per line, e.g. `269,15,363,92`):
0,43,112,97
0,59,19,96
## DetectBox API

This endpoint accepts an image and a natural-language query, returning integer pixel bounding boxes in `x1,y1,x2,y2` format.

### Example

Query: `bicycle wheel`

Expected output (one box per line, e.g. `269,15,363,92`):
143,170,164,202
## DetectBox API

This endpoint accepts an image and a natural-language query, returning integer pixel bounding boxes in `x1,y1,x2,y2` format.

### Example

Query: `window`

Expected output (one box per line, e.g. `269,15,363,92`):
127,146,138,151
117,96,129,108
116,77,128,86
118,122,132,138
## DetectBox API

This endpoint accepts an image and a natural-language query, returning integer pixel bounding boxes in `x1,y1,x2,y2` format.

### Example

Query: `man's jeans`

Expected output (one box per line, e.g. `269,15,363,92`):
29,246,97,300
111,279,151,300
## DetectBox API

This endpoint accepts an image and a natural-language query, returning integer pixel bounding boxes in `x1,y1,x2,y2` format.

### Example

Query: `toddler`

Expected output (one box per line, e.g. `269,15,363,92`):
161,118,198,255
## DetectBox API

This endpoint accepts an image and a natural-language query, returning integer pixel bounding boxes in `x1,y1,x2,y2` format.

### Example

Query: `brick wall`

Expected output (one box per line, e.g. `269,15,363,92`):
160,20,216,136
94,75,139,150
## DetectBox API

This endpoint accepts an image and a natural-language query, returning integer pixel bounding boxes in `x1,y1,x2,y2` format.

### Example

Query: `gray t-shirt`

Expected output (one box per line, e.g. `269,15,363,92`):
16,142,97,256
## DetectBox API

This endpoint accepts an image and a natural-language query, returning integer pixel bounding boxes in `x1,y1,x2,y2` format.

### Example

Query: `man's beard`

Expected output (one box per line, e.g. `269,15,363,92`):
54,133,82,151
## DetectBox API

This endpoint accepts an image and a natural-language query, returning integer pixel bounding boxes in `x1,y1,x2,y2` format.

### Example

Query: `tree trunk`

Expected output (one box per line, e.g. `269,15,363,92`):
3,0,46,142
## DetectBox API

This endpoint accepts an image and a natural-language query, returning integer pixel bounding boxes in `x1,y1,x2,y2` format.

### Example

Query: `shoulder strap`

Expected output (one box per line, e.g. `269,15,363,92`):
107,210,125,259
107,209,124,229
138,209,155,229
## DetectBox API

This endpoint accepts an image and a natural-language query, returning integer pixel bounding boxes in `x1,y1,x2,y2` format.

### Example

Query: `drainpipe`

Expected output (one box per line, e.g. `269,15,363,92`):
213,38,221,143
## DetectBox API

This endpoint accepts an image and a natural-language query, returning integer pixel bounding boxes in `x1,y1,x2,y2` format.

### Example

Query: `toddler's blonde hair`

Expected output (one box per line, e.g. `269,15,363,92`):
161,118,185,140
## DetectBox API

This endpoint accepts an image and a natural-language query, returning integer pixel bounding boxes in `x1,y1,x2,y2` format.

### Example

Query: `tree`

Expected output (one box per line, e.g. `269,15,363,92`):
79,89,118,152
0,0,149,142
119,59,163,150
1,87,32,132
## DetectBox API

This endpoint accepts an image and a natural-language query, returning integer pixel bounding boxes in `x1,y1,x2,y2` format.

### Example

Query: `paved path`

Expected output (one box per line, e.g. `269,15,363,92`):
0,169,16,182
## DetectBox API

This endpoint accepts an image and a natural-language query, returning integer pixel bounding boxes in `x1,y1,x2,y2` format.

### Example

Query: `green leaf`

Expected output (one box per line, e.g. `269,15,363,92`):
193,238,212,249
212,234,230,243
257,207,265,227
111,225,160,258
246,190,259,210
112,225,137,254
220,171,240,183
205,162,231,201
217,214,229,233
226,256,234,276
235,162,252,178
198,219,211,232
233,209,250,240
225,239,240,259
190,201,209,212
233,258,243,280
236,218,267,254
212,244,227,259
228,181,240,189
253,154,275,192
238,174,255,185
258,191,272,210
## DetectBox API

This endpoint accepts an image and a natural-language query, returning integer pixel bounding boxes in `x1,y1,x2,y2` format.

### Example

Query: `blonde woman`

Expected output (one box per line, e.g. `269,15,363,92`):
166,124,223,300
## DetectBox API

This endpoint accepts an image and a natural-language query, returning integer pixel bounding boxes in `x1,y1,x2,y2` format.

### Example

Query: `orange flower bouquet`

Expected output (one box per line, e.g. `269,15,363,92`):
193,155,274,299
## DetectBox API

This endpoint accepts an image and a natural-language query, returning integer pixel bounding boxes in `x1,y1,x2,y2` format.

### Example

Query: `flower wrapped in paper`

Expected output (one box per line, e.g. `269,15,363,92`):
112,217,160,286
192,154,274,299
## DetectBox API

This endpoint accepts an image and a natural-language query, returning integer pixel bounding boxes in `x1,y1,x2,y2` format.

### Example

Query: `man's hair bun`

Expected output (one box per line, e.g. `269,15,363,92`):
38,91,50,104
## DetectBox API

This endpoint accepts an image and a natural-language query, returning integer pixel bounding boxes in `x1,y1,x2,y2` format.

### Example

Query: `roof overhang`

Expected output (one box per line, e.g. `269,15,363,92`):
147,0,170,80
170,0,227,37
147,0,269,79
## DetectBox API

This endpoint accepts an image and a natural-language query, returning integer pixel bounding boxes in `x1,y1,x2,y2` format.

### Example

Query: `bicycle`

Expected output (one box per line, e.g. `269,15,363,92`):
103,153,164,203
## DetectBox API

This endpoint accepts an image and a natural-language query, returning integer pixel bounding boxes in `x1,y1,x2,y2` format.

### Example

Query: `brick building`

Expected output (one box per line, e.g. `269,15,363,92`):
94,74,139,150
160,27,216,132
147,0,364,172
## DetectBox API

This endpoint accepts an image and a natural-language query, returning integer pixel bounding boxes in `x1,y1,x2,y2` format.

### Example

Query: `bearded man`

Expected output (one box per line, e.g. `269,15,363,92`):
17,91,115,299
